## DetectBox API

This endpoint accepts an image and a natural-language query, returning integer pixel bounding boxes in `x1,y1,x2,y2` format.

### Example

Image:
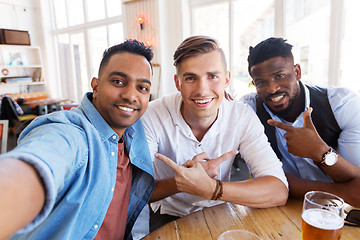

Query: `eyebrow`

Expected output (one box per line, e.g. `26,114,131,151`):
182,71,221,77
272,70,284,76
109,71,151,86
182,72,197,77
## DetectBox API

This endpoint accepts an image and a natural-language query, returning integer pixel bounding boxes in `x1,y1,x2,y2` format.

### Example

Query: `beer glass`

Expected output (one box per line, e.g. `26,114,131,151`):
302,191,344,240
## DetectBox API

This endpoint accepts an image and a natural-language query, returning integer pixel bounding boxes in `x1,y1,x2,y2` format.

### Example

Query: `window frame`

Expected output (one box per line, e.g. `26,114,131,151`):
189,0,347,94
50,0,124,102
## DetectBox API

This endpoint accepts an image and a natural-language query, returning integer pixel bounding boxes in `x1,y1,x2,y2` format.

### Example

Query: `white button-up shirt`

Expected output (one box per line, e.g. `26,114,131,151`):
141,93,287,217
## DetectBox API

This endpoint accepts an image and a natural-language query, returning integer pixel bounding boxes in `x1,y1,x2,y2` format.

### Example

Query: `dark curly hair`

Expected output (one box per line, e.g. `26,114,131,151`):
247,37,293,74
98,39,154,76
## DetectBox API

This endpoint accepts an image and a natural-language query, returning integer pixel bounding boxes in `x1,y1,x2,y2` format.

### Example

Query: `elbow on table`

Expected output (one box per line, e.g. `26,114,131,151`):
277,191,289,206
257,183,288,208
272,184,289,207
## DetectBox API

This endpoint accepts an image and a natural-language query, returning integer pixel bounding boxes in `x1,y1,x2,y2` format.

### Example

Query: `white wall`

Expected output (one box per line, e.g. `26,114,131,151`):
123,0,190,98
1,0,190,99
0,0,57,97
156,0,188,97
0,0,42,45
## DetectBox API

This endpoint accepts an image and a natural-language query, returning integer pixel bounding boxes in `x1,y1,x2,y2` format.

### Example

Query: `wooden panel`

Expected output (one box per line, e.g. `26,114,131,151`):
141,198,360,240
342,226,360,239
231,203,301,240
175,210,213,240
203,203,246,239
279,198,303,229
142,221,179,240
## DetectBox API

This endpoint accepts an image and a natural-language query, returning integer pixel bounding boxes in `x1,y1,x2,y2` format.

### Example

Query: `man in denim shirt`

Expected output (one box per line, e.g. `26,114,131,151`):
0,39,155,239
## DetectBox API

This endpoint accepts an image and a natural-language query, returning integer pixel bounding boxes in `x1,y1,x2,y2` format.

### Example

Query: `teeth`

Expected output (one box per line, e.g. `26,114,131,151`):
118,106,134,112
194,99,211,104
271,95,283,102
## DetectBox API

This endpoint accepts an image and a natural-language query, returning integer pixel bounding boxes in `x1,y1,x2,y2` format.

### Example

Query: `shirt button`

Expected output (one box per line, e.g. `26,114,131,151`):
112,135,116,140
111,187,114,192
111,152,115,156
198,143,201,147
94,224,98,229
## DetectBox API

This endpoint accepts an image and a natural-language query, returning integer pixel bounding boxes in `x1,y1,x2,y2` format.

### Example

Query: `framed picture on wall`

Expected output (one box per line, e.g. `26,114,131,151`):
0,119,9,153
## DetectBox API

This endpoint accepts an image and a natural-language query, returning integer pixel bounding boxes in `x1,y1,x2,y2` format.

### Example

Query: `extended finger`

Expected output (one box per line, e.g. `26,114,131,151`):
303,108,316,130
208,149,239,167
192,152,209,162
155,153,181,172
267,119,293,132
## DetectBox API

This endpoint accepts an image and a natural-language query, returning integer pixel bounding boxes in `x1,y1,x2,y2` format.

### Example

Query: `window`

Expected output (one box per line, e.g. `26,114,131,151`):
285,0,331,87
191,0,275,98
51,0,124,102
191,0,360,98
340,0,360,93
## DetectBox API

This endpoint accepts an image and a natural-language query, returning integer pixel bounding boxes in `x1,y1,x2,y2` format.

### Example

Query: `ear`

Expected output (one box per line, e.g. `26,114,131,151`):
91,77,99,98
225,71,231,88
174,75,181,91
294,64,301,81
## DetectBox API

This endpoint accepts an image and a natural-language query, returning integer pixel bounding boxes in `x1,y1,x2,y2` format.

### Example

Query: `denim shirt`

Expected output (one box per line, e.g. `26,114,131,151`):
2,93,155,240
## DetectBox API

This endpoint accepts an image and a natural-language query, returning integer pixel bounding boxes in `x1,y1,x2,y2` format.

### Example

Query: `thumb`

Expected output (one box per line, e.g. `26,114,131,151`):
303,107,315,130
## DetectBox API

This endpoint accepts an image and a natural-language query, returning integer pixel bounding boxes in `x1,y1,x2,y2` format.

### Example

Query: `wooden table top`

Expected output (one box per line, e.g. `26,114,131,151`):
142,198,360,240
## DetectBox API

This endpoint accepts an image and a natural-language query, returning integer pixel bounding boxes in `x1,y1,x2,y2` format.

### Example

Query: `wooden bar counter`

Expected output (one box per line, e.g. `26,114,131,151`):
142,198,360,240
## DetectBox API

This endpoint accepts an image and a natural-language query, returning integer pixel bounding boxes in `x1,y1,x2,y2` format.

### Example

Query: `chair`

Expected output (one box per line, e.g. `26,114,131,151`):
0,96,37,146
0,120,9,153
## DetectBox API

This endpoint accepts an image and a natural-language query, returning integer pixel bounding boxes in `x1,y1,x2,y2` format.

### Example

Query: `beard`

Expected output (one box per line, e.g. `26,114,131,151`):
269,90,299,119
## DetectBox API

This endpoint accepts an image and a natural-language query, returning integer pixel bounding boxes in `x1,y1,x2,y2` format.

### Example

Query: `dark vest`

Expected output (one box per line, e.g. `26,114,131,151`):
255,84,342,160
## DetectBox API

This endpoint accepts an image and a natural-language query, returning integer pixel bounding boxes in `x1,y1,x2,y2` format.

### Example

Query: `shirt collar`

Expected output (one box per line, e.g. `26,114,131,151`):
171,92,222,140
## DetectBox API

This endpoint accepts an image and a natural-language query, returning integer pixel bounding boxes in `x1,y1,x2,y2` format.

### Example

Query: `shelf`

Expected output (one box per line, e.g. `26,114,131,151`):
0,82,45,86
0,45,45,94
0,65,42,68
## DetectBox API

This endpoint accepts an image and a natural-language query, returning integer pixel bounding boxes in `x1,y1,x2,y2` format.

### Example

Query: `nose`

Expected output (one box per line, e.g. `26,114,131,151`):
267,79,280,94
121,84,138,102
196,78,209,95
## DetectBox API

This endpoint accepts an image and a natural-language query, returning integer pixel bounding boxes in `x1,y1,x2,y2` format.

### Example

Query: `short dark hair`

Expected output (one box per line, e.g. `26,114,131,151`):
173,35,226,71
98,39,154,76
247,37,293,74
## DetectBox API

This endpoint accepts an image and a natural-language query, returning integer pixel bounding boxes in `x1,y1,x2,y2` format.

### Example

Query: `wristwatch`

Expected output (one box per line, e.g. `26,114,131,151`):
320,147,338,167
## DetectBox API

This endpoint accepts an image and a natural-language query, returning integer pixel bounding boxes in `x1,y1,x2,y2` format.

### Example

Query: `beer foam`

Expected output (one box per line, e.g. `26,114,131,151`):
302,209,344,230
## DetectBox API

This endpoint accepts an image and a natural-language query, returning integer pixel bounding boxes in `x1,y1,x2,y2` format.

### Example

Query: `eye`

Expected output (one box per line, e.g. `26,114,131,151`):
138,85,150,92
254,80,265,87
275,74,285,79
113,79,125,86
209,74,218,80
185,76,196,82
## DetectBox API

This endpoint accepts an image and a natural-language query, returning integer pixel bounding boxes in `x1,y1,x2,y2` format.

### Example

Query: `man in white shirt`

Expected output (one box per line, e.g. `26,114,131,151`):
141,36,288,231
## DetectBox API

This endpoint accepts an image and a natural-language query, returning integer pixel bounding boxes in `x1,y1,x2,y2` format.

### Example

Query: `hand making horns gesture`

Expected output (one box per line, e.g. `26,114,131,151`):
267,108,329,161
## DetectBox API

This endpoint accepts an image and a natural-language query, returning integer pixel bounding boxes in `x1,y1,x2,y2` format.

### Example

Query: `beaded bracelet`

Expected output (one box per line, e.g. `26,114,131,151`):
211,179,224,200
215,180,223,200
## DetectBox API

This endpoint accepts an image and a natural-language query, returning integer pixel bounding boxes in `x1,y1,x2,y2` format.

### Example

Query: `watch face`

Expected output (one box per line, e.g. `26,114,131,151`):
325,152,338,166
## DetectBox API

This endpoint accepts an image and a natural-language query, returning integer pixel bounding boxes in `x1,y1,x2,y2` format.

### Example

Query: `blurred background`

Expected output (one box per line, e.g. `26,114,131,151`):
0,0,359,103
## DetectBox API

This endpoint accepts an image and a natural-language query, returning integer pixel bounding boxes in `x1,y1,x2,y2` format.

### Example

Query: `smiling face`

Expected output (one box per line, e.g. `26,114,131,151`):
91,52,151,136
175,50,230,125
250,56,301,118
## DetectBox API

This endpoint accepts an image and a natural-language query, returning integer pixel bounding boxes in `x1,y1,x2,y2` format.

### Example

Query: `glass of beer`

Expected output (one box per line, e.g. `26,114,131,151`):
301,191,344,240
